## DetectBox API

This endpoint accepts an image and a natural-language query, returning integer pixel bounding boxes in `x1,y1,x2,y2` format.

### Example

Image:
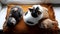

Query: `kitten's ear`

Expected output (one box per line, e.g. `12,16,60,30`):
36,7,39,10
28,7,33,12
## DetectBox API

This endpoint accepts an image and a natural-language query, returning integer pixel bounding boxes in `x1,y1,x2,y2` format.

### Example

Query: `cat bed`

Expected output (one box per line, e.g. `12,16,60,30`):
3,4,58,34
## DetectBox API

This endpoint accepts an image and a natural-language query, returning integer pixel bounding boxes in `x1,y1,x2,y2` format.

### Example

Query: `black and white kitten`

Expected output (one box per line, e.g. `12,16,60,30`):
23,5,45,26
7,6,23,28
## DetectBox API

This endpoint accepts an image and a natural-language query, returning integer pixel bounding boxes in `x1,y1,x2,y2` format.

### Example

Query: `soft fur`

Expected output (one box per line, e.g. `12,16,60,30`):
39,19,58,29
23,5,49,26
6,17,16,28
6,6,23,28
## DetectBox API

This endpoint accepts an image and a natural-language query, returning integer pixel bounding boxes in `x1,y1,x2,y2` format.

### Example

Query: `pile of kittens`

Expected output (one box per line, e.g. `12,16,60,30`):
3,5,58,30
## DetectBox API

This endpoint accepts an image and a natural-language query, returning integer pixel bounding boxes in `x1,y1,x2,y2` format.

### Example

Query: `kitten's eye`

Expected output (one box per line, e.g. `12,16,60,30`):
37,11,41,15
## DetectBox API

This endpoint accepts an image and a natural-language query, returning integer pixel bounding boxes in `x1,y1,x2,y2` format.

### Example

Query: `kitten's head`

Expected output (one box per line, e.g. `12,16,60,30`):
29,6,42,18
11,6,23,16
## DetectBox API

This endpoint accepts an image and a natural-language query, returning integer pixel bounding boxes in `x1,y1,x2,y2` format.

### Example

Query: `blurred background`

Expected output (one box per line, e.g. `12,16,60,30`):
1,0,60,4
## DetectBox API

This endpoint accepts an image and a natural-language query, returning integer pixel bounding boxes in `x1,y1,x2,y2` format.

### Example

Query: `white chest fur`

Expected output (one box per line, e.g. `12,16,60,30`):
23,10,43,26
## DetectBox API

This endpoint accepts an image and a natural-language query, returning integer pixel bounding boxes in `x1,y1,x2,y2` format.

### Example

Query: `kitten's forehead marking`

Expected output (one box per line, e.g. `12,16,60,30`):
13,8,18,11
33,5,43,12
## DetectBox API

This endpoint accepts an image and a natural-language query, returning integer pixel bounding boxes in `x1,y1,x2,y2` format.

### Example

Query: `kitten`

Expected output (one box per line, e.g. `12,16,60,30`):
40,19,58,29
6,6,23,28
23,5,48,26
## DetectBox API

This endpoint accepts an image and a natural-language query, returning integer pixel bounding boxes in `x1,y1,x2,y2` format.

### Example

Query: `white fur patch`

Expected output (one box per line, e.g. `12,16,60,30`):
10,17,16,25
23,10,43,26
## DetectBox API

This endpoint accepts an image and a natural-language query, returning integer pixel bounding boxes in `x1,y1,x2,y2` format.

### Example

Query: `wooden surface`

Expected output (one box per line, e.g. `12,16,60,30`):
3,4,58,34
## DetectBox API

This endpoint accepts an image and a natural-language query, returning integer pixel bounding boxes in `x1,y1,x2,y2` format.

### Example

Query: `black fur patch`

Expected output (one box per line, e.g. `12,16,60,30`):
31,13,38,18
25,12,28,16
7,22,14,28
27,21,34,24
30,7,39,18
